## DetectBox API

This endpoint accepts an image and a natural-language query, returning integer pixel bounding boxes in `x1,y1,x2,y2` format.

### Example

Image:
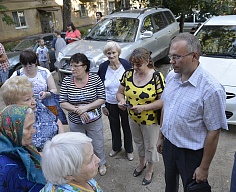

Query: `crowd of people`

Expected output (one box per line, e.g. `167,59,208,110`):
0,20,233,192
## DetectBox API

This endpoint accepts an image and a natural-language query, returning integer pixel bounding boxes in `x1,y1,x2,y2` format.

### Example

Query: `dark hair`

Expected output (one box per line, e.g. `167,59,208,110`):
20,50,38,66
70,53,90,72
37,38,44,44
129,48,154,69
96,12,102,17
54,29,61,35
67,22,76,32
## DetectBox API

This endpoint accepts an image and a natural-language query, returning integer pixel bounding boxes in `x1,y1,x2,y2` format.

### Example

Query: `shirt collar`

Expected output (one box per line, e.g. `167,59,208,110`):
174,64,202,87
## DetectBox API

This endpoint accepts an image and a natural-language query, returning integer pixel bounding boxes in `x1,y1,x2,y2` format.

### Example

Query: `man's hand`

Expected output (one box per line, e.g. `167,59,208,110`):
157,137,164,154
193,166,209,183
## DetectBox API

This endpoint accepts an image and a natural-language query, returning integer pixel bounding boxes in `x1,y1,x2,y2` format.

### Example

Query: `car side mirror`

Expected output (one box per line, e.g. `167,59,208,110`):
141,31,153,39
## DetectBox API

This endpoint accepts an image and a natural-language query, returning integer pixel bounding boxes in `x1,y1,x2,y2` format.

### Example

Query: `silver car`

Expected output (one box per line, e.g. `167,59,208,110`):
57,7,179,82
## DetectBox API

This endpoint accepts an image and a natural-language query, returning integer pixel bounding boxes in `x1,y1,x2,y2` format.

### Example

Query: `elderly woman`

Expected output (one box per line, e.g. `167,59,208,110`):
40,132,103,191
97,41,133,160
116,48,165,185
1,76,63,152
60,53,107,175
0,105,46,191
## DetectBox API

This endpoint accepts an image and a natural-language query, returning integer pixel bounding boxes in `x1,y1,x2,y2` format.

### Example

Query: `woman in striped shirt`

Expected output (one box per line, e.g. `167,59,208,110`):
59,53,107,176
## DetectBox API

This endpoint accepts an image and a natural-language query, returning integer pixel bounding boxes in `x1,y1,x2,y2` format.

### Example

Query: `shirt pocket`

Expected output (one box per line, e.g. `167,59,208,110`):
177,98,201,122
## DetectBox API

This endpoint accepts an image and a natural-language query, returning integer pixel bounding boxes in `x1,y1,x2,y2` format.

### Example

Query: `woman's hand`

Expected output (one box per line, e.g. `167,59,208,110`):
131,105,145,114
74,105,88,115
80,112,90,123
39,91,50,99
102,107,109,116
118,101,126,111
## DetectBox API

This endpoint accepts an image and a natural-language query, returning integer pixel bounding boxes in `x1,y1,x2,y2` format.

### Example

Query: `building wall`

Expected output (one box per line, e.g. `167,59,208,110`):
0,0,63,42
0,0,113,42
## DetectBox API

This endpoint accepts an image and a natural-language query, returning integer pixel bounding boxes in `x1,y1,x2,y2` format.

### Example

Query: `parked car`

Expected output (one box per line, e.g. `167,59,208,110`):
7,33,56,77
194,15,236,125
176,13,210,32
57,7,179,83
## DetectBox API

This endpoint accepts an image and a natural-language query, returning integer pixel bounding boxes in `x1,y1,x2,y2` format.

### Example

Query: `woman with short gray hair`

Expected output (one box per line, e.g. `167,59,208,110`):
98,41,134,161
40,132,103,191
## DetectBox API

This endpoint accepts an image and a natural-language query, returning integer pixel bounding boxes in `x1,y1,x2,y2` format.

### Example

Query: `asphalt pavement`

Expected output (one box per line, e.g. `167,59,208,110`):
0,64,234,191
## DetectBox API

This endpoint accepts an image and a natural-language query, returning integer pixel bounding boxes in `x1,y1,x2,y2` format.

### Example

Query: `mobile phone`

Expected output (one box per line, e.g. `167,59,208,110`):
123,104,132,108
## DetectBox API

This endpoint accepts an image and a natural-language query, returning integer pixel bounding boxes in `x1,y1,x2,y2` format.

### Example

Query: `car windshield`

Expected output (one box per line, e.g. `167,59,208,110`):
85,17,139,42
12,38,37,51
197,25,236,56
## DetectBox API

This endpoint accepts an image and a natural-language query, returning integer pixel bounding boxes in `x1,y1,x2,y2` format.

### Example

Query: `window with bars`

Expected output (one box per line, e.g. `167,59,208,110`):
12,11,27,28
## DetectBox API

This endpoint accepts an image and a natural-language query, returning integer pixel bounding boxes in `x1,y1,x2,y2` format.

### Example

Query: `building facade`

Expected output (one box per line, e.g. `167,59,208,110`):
0,0,115,42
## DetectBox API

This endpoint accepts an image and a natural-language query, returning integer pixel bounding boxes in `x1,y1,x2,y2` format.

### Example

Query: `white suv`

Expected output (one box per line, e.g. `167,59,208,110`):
57,7,179,82
195,15,236,125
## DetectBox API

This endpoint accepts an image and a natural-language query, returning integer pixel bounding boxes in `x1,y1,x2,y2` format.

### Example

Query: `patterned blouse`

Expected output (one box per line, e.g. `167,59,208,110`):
40,178,103,192
120,69,165,125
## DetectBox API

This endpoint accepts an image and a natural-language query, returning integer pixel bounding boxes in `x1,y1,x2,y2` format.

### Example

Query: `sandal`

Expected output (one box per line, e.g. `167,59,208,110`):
98,164,107,176
142,172,154,186
133,164,147,177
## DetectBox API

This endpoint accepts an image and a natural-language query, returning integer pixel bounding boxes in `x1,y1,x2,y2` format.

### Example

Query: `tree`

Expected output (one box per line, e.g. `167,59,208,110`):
0,0,15,25
163,0,199,32
63,0,71,31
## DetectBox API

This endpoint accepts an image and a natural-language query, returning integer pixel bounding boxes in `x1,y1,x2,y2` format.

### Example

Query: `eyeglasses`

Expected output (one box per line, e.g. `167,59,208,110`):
70,64,84,68
168,52,194,60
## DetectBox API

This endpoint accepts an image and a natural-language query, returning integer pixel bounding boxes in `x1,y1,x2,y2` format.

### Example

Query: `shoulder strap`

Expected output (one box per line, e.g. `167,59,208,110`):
17,69,20,76
153,70,165,92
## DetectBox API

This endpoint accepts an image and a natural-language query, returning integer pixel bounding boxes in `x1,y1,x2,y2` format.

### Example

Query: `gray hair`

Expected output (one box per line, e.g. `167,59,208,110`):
103,41,121,56
41,132,92,185
171,33,201,58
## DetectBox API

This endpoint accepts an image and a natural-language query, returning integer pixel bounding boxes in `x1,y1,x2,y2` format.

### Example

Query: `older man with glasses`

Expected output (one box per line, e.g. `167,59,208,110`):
157,33,228,192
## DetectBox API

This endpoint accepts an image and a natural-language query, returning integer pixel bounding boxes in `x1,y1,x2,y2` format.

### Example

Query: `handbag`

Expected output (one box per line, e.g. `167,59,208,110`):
42,92,68,125
153,71,165,125
187,180,211,192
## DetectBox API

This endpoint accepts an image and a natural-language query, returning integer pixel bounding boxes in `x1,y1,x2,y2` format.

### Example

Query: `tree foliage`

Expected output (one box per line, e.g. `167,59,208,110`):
0,0,15,25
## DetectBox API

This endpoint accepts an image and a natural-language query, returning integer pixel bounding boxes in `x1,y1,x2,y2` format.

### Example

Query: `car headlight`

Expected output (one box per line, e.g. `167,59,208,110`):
57,52,64,62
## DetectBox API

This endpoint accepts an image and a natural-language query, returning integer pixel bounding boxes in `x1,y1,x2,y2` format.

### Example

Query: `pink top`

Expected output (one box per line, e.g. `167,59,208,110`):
66,29,81,43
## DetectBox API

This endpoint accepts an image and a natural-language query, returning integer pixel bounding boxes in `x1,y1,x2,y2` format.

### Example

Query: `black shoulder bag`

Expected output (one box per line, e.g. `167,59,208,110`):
153,71,165,125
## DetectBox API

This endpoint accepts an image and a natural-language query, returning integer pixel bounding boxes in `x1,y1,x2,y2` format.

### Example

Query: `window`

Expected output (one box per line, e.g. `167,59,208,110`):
109,2,115,13
12,11,27,28
142,16,154,33
163,11,175,24
79,4,88,17
153,13,167,31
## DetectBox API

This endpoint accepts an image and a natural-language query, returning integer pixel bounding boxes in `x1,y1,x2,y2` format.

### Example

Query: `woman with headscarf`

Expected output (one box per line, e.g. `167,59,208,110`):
0,105,46,191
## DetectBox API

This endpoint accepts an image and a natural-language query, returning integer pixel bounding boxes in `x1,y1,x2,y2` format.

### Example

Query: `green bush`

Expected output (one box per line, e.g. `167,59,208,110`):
78,25,94,38
2,41,19,51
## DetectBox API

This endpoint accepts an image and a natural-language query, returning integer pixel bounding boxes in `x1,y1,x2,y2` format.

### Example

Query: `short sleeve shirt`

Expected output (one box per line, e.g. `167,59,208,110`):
120,69,165,125
66,29,81,43
161,65,228,150
59,73,106,124
0,43,10,72
11,66,51,94
36,46,49,62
